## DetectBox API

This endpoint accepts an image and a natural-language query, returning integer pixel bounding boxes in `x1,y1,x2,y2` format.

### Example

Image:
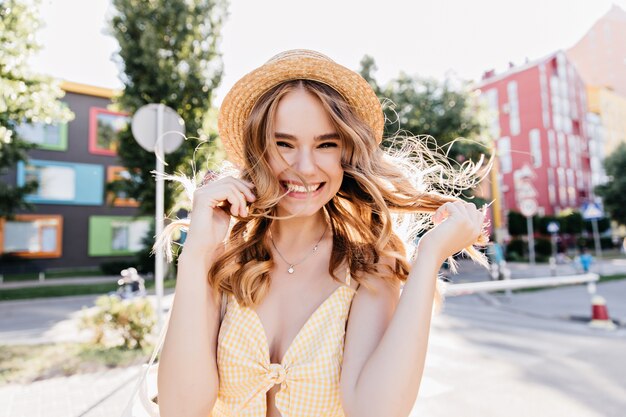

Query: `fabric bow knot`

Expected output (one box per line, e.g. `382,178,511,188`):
267,363,287,385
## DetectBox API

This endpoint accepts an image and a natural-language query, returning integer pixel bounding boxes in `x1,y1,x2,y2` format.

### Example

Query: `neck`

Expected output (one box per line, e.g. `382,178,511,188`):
269,209,329,255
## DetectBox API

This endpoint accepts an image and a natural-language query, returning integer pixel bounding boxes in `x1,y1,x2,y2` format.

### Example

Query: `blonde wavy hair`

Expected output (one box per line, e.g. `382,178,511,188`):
157,80,490,309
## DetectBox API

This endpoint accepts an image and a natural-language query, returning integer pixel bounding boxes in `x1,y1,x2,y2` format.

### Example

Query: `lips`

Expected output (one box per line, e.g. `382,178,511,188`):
280,181,326,199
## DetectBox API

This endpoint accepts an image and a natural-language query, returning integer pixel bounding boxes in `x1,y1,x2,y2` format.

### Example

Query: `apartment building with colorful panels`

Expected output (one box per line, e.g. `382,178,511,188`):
476,51,595,223
0,82,151,274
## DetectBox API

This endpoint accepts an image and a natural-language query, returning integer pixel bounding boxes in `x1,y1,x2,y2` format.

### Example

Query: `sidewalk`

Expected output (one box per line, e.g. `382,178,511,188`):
1,280,624,417
449,257,626,283
0,364,142,417
0,276,120,289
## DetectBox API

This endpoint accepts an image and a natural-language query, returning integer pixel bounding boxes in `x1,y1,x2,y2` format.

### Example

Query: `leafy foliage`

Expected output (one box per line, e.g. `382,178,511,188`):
80,295,156,349
358,55,490,163
108,0,227,215
0,0,74,217
595,143,626,226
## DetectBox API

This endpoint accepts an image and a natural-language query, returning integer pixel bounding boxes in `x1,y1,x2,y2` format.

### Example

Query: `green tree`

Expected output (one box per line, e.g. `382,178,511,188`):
596,143,626,226
358,55,489,163
0,0,74,217
557,210,583,235
507,210,539,236
109,0,227,216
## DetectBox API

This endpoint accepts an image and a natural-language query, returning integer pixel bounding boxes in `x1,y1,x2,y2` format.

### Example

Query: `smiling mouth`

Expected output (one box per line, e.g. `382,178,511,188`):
280,181,325,194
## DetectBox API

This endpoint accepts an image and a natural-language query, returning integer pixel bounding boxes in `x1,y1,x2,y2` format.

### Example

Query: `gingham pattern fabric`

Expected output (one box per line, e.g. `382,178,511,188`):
211,276,357,417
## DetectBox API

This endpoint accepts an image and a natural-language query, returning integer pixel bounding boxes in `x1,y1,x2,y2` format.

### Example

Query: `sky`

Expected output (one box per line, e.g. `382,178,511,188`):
30,0,626,105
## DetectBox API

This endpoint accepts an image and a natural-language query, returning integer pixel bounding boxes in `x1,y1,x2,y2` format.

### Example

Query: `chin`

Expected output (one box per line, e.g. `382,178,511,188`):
277,201,326,218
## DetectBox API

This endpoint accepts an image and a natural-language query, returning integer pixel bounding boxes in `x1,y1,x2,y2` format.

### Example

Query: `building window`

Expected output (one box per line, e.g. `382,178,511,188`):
548,130,557,167
557,168,567,206
17,160,104,205
567,169,576,206
0,215,63,258
107,166,140,207
14,122,68,151
89,108,130,156
547,169,556,205
568,135,579,170
482,88,500,139
498,136,512,174
507,81,520,136
88,216,152,256
557,132,567,167
539,64,550,129
529,129,542,168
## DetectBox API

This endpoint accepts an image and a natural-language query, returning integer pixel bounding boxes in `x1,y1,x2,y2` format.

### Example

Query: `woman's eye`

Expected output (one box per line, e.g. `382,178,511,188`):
318,142,338,148
276,141,293,148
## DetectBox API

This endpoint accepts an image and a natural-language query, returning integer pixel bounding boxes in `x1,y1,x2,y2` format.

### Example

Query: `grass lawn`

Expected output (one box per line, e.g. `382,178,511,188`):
0,342,152,385
0,279,177,301
599,273,626,283
1,269,105,282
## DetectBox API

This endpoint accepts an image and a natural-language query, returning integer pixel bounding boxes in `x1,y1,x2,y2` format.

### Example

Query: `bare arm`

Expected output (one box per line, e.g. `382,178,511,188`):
157,174,256,417
157,246,221,417
341,201,485,417
341,253,439,417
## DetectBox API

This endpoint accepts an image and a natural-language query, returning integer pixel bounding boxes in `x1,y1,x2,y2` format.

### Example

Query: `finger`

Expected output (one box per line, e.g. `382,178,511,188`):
225,189,244,216
456,200,475,222
461,201,480,223
230,179,256,202
236,189,248,217
230,186,248,217
433,202,458,224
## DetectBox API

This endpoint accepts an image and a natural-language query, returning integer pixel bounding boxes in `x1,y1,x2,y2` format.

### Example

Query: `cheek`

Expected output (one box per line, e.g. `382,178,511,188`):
267,153,289,176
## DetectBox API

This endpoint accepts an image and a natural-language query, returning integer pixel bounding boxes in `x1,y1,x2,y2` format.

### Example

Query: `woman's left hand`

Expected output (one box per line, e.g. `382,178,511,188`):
418,200,486,264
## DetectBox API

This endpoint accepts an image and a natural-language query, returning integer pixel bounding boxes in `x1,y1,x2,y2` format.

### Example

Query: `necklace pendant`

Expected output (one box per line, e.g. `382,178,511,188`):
287,265,295,274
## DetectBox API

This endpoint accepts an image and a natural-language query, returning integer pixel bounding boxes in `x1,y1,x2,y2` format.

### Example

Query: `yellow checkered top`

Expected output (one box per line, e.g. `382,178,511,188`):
211,275,357,417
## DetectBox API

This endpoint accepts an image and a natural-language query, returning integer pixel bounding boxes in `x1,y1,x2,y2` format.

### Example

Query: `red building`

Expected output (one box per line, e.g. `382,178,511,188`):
476,51,593,226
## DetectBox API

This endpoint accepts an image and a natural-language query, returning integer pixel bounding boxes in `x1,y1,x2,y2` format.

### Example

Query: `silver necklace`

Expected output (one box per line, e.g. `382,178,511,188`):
269,226,328,274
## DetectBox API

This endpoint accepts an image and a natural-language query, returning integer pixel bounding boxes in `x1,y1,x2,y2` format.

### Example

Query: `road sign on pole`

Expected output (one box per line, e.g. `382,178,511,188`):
581,202,603,221
581,201,604,268
131,104,185,332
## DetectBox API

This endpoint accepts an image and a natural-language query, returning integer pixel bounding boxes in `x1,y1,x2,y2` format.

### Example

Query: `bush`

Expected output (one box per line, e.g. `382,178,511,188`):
506,239,525,259
534,237,552,257
559,210,583,234
583,218,611,234
577,237,615,250
80,295,156,349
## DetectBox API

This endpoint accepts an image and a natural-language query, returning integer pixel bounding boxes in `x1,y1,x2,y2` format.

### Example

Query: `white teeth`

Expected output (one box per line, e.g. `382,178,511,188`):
285,183,321,193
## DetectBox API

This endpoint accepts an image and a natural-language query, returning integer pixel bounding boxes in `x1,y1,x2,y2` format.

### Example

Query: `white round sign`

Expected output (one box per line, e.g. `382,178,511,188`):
547,221,560,233
131,104,185,154
519,198,538,217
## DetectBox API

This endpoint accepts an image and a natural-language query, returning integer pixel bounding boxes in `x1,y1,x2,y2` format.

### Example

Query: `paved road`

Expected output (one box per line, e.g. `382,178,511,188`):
1,263,625,417
411,281,626,417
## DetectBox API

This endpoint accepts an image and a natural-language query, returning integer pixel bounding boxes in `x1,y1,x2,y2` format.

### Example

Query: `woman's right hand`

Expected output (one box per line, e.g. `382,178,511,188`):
183,175,256,252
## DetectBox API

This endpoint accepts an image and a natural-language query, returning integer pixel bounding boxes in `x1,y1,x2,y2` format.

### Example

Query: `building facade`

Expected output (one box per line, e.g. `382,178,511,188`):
567,5,626,98
476,52,594,225
0,82,151,274
567,5,626,164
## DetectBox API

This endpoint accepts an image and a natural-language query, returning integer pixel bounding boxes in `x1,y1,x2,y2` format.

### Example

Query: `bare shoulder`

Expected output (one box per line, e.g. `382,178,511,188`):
340,256,401,397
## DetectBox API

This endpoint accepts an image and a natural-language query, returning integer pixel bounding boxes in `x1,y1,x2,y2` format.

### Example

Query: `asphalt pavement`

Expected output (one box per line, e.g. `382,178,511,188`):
0,259,625,417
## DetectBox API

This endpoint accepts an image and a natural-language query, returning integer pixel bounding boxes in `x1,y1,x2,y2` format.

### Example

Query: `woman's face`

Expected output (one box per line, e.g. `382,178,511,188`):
268,87,344,217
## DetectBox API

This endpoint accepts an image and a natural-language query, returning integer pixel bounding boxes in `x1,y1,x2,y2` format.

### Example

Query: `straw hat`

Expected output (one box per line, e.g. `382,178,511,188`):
218,49,384,167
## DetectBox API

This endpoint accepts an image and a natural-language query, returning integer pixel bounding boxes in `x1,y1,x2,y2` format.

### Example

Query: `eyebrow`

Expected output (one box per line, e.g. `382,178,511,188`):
274,132,340,141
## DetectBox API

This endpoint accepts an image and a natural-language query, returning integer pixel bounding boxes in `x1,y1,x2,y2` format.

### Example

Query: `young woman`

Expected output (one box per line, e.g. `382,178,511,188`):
156,50,488,417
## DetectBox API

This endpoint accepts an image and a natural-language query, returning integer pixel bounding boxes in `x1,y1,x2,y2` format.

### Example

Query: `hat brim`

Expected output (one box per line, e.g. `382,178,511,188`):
218,52,384,167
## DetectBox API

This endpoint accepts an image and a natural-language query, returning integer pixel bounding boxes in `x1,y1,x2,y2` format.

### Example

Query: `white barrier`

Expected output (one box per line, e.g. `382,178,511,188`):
444,273,600,297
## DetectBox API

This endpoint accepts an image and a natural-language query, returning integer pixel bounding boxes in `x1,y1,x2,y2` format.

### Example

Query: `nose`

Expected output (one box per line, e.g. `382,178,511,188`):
292,148,316,175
